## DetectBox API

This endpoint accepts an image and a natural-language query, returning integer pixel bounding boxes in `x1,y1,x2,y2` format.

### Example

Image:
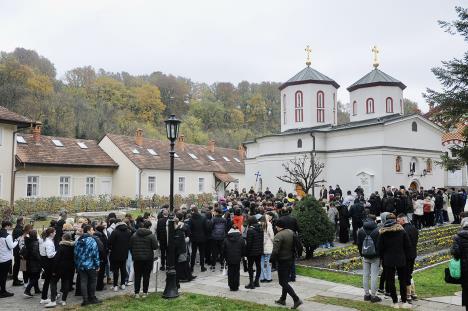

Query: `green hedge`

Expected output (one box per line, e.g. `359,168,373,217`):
7,193,214,216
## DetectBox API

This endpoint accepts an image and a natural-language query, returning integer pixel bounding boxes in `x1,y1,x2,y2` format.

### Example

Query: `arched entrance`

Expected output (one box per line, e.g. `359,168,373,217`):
409,180,419,191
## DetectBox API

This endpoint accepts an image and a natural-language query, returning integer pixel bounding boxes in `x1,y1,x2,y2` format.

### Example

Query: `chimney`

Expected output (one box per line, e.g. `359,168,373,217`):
176,134,185,152
135,128,143,146
207,140,215,153
32,122,42,143
238,144,245,160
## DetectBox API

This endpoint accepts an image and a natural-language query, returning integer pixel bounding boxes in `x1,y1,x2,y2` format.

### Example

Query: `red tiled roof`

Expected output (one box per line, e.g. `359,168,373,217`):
442,123,466,143
16,134,118,168
105,134,245,174
0,106,34,127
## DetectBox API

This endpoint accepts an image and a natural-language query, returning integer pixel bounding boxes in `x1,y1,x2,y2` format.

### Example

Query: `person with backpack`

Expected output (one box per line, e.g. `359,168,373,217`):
357,215,381,303
209,208,226,271
378,214,411,308
271,218,302,309
245,216,264,289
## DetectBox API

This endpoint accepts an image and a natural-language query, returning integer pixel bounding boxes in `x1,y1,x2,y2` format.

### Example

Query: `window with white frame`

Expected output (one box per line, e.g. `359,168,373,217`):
59,176,71,197
27,176,39,197
85,177,95,195
148,176,156,193
198,177,205,193
294,91,303,122
386,97,394,113
178,177,185,193
316,91,325,123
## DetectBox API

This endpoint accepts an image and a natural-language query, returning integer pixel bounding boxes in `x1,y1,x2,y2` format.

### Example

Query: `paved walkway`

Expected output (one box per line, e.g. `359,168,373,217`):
1,267,464,311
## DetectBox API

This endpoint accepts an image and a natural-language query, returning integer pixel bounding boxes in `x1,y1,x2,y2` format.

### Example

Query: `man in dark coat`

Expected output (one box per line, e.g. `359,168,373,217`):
397,214,418,302
223,226,246,291
278,207,299,281
338,204,350,243
378,214,411,307
451,222,468,309
129,220,158,296
189,206,208,272
451,188,461,224
382,192,396,213
12,217,24,286
245,216,263,289
209,208,226,271
156,209,168,270
349,199,365,244
108,222,132,290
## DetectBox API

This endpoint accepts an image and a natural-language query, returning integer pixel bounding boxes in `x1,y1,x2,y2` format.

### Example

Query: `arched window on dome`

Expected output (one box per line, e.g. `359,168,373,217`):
317,91,325,123
282,94,287,124
295,91,303,123
366,98,374,114
412,121,417,132
395,156,402,173
352,101,357,116
297,139,302,148
386,97,393,113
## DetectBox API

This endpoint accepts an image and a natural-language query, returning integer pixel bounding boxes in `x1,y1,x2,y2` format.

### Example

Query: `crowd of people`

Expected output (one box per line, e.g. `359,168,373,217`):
0,184,465,310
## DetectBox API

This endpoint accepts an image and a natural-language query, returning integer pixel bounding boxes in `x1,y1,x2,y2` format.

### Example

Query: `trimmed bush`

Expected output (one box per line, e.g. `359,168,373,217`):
292,196,334,259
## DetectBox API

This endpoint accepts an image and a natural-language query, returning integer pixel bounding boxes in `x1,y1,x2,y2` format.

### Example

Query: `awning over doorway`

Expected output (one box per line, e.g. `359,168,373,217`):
214,172,237,183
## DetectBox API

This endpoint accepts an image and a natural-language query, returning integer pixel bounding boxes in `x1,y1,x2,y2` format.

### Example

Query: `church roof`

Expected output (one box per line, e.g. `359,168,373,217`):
347,68,406,92
279,66,340,90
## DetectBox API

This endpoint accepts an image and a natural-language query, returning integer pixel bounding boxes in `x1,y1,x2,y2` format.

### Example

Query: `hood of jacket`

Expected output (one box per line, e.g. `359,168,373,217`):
379,220,404,234
59,240,74,246
363,221,377,233
227,230,241,242
249,223,262,233
115,222,128,231
457,229,468,241
380,212,390,224
0,228,8,238
136,228,153,237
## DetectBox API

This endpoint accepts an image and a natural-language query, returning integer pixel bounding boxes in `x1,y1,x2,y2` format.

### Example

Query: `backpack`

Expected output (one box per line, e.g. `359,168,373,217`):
292,232,303,258
423,202,432,213
362,232,377,257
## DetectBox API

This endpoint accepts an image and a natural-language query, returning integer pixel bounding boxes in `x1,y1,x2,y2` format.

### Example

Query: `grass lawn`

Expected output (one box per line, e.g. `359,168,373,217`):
311,295,396,311
297,263,460,298
64,292,283,311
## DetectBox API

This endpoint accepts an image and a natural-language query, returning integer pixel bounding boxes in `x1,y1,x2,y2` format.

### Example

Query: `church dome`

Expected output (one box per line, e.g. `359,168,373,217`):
279,66,340,90
347,68,406,92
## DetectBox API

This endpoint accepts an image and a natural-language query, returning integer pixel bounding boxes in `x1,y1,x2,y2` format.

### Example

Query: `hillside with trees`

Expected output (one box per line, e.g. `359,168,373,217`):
0,48,419,148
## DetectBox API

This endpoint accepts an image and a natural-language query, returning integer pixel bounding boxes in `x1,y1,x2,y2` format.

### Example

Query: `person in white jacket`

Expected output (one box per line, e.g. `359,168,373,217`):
260,213,275,282
0,220,18,297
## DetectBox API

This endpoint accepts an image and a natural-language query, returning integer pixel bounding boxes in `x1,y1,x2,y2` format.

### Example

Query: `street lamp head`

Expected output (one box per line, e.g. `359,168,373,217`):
165,114,181,142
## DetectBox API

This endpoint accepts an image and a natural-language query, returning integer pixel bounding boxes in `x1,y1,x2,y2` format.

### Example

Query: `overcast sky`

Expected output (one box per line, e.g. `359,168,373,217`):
1,0,466,111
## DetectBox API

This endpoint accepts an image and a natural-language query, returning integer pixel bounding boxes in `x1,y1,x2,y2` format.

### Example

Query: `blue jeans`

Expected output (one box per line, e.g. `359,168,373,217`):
260,254,272,281
435,209,444,225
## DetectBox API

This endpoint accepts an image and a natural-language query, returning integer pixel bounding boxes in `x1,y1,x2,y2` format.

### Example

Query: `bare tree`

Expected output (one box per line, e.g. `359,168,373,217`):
277,152,326,197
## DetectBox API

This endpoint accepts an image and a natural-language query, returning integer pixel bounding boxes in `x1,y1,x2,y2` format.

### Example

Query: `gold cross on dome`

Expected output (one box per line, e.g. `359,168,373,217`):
305,45,312,66
372,45,379,69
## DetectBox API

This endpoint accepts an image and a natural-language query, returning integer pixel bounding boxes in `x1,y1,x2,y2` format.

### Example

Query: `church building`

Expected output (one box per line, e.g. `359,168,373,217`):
244,47,445,197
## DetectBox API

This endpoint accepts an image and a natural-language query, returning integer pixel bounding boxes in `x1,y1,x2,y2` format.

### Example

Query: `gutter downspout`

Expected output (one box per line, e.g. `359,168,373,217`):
10,124,33,209
310,133,316,198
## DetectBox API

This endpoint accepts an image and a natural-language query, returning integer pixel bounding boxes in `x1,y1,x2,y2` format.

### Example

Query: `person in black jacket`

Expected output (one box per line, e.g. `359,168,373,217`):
23,230,41,297
397,214,419,302
156,209,168,270
356,215,381,303
223,224,246,291
278,207,299,281
12,217,24,286
93,225,107,291
54,211,67,246
349,199,365,245
209,208,226,271
378,214,411,308
129,220,158,297
338,204,350,243
451,189,461,224
108,221,132,291
451,222,468,311
189,206,208,272
382,192,395,213
52,233,74,305
434,190,444,226
245,216,263,289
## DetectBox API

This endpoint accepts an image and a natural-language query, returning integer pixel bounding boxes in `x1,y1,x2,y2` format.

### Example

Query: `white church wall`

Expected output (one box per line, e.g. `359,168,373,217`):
325,126,385,151
281,83,338,133
349,86,403,122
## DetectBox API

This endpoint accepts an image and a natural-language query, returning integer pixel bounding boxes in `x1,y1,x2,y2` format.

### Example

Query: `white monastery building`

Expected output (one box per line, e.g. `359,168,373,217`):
244,47,447,196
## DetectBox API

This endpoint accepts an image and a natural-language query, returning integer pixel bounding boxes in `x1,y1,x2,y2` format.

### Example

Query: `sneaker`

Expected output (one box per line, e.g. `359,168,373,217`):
23,284,28,288
40,299,51,304
400,302,412,309
113,286,118,292
133,293,140,299
274,299,286,306
364,294,371,301
411,295,418,301
45,301,56,308
391,303,399,309
244,284,255,289
120,284,126,290
292,299,303,309
59,301,66,306
23,291,33,298
141,293,148,298
371,296,382,303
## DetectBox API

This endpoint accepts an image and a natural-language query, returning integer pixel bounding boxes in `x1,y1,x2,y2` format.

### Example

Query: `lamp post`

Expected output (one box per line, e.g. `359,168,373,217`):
163,114,181,299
